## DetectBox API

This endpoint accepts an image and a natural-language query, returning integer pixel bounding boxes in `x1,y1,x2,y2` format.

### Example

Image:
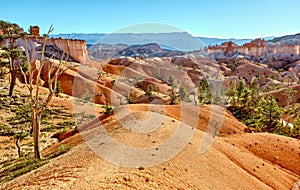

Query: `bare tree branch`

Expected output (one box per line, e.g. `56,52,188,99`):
20,24,70,159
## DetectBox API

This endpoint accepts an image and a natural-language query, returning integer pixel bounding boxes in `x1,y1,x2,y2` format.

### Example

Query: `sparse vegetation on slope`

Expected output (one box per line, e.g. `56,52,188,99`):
226,79,300,138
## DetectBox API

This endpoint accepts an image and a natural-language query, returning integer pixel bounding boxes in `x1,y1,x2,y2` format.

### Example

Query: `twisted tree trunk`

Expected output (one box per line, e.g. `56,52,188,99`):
15,138,21,158
8,39,16,97
9,68,16,96
32,110,42,159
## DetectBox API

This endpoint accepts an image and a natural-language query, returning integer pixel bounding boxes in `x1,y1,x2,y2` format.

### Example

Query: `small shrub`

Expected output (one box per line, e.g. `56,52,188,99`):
269,74,276,80
145,85,153,96
168,88,178,105
178,85,187,101
81,91,92,103
0,123,14,136
156,66,162,80
41,125,58,132
58,144,70,153
57,121,75,127
168,76,174,86
101,104,114,115
124,93,134,104
55,81,63,97
0,67,6,79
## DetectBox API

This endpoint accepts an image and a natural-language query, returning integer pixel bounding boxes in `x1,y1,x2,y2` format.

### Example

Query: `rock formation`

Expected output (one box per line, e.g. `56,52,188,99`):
29,36,89,63
29,26,40,36
208,38,300,59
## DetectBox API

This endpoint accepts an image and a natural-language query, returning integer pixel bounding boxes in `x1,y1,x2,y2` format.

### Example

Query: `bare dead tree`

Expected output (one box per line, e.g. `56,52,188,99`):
20,25,70,159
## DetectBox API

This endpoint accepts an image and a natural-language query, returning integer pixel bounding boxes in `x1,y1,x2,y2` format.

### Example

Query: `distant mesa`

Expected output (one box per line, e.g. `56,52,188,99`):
268,33,300,45
88,43,184,60
51,32,254,47
117,43,184,58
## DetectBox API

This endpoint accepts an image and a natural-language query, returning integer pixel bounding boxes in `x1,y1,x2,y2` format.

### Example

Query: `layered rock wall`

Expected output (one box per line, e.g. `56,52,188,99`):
28,36,88,63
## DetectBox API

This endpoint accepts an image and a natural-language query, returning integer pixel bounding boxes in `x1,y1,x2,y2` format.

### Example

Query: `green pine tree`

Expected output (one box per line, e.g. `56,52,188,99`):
0,20,26,96
256,95,285,132
145,85,153,96
198,79,213,104
178,85,187,101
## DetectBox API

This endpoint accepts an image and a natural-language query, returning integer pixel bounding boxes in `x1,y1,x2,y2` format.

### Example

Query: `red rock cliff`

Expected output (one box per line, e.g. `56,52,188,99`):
29,36,89,63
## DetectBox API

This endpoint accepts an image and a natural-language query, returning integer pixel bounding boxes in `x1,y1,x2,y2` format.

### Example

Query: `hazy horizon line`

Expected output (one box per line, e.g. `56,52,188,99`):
50,32,298,40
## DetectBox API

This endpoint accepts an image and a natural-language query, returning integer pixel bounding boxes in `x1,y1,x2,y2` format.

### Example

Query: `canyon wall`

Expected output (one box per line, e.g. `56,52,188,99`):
28,36,89,63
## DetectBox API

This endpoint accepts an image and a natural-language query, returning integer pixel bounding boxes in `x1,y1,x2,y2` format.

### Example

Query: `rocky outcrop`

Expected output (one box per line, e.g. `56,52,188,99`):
117,43,184,58
29,26,40,36
28,36,89,64
136,78,171,95
58,69,121,105
294,61,300,78
109,57,196,89
243,38,268,48
90,43,184,60
208,38,300,60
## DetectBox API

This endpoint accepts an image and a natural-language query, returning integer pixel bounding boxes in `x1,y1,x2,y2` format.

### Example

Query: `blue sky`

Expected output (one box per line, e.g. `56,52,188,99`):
1,0,299,38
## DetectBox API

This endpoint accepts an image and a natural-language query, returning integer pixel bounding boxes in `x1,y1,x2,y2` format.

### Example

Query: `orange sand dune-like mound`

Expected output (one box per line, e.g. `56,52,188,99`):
3,104,299,189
